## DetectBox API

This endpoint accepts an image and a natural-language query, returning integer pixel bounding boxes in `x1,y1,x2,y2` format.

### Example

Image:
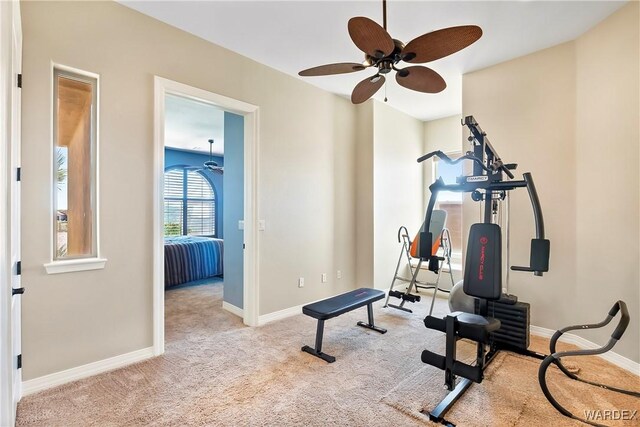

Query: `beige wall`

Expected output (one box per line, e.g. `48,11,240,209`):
463,3,638,362
354,100,424,289
372,101,424,289
355,101,374,287
422,115,464,208
574,2,639,363
423,115,463,152
21,1,359,379
20,0,639,383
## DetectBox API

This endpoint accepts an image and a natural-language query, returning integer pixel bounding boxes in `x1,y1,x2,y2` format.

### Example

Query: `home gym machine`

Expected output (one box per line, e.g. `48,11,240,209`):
417,116,550,426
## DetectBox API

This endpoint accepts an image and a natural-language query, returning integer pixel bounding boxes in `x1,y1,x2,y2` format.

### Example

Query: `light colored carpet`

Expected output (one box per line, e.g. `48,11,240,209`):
16,282,639,426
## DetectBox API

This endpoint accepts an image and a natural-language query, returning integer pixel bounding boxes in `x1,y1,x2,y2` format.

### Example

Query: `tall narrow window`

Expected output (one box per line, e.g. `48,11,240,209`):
53,68,98,260
164,168,216,237
433,154,463,263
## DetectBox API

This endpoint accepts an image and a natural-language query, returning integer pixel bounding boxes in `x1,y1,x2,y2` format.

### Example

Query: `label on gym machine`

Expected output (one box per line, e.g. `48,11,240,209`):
466,176,489,182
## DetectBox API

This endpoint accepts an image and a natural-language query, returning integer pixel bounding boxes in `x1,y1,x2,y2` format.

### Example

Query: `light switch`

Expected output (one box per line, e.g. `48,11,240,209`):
238,220,244,230
258,220,266,231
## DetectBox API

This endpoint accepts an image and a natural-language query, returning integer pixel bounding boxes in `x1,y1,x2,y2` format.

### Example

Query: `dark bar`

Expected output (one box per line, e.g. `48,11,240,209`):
523,172,544,239
301,319,336,363
423,377,473,425
315,320,324,352
436,180,527,193
356,304,387,333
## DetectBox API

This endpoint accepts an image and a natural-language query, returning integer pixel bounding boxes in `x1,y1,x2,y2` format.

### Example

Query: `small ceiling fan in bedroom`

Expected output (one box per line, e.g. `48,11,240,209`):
298,0,482,104
203,139,223,175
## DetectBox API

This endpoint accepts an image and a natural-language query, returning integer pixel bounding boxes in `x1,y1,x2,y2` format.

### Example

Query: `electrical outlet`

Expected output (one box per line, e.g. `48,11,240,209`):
321,273,327,283
337,270,342,279
298,277,304,288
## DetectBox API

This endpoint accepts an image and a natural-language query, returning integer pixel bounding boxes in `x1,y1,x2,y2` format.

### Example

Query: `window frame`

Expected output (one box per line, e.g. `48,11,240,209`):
432,150,464,205
163,166,218,238
44,64,106,274
431,150,464,267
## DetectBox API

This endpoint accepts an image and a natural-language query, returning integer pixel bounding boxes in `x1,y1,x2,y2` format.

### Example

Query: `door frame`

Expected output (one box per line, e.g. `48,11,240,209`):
152,77,260,355
0,0,21,425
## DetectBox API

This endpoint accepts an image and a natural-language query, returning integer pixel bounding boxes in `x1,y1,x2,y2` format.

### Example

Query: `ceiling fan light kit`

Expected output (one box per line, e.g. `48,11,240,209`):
299,0,482,104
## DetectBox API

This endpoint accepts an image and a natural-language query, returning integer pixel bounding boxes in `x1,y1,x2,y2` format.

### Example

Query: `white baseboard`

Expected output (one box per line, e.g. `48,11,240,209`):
530,325,639,375
22,346,155,396
258,304,304,326
222,301,243,318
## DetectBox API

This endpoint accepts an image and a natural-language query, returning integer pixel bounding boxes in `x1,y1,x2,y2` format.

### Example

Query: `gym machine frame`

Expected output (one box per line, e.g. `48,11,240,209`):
538,300,639,427
417,116,550,426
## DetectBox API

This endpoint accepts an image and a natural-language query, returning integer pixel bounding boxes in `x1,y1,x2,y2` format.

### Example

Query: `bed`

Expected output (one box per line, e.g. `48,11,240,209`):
164,236,224,288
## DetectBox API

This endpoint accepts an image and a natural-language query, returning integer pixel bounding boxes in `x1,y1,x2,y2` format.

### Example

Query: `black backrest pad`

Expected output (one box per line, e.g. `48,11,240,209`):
464,223,502,300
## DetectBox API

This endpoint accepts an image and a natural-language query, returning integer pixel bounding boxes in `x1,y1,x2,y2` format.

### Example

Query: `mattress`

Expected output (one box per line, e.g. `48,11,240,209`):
164,236,223,287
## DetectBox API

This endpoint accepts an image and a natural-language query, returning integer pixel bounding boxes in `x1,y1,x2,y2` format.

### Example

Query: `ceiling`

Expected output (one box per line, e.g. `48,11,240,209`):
165,93,225,154
123,1,626,121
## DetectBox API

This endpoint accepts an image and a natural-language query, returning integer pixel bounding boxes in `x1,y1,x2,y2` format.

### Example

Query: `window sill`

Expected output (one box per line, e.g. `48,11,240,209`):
44,258,107,275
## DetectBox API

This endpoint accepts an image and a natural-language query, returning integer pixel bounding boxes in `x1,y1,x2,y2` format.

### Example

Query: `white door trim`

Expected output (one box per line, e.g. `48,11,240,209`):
0,2,13,423
0,1,21,425
9,0,22,407
153,77,260,355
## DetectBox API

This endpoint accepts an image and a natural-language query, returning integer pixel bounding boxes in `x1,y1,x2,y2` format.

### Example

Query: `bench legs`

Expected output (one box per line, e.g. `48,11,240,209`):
356,303,388,334
302,304,387,363
302,320,336,363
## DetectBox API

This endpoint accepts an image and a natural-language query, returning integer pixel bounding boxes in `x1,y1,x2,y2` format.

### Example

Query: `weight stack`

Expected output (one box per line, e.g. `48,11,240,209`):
474,299,530,350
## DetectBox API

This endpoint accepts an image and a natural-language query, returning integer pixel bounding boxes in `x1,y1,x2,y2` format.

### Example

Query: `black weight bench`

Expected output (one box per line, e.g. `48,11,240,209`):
301,288,387,363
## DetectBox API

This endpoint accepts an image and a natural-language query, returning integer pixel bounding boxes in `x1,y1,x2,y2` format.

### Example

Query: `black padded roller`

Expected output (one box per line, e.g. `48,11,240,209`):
452,361,483,383
421,350,446,370
402,293,421,303
424,315,446,332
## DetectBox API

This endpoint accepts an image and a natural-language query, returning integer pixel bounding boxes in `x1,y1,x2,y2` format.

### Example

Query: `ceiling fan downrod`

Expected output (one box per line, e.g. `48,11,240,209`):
383,0,387,31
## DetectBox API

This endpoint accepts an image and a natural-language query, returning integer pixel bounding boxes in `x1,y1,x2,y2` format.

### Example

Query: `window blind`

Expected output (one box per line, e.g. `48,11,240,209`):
163,168,216,236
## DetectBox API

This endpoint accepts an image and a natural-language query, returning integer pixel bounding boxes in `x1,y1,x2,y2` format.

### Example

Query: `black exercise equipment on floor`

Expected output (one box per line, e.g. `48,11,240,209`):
538,300,640,427
301,288,387,363
418,116,550,426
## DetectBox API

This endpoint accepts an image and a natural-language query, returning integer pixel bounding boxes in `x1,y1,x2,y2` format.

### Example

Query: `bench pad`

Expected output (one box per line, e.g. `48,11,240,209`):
302,288,385,321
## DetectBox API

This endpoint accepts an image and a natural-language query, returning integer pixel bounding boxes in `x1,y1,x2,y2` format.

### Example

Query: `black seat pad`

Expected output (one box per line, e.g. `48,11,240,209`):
424,312,501,343
302,288,385,321
453,312,501,331
453,311,501,343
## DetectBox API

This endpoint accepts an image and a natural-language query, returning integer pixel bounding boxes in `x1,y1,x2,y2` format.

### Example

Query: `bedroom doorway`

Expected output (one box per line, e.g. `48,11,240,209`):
153,77,259,356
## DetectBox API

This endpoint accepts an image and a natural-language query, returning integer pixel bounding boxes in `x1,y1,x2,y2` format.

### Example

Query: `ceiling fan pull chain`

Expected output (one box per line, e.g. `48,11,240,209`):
384,80,388,102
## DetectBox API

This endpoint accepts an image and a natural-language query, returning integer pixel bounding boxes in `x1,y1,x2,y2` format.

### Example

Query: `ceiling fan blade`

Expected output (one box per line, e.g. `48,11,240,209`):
402,25,482,63
395,66,446,93
299,62,367,77
348,17,395,59
351,74,385,104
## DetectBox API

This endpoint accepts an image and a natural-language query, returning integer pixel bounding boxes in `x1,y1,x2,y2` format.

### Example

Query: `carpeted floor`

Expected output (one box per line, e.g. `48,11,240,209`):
16,281,639,426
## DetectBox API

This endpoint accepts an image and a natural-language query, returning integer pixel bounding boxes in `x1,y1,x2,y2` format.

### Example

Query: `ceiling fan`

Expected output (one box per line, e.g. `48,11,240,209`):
203,139,223,174
298,0,482,104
